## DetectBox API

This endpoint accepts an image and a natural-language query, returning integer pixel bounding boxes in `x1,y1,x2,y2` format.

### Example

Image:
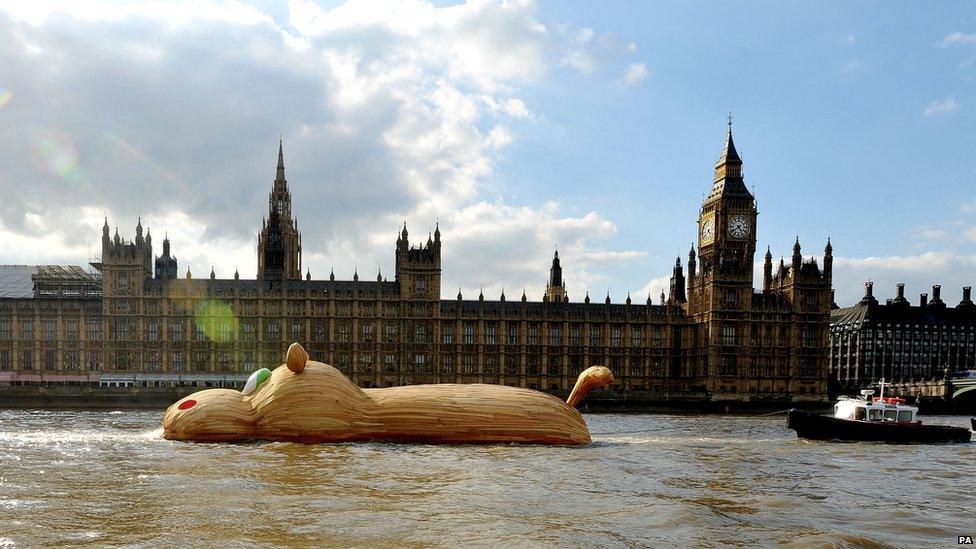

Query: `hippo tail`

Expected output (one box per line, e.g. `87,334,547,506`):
566,366,614,408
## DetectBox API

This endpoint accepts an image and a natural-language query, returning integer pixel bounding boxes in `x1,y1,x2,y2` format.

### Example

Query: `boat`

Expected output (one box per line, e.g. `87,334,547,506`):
787,381,973,444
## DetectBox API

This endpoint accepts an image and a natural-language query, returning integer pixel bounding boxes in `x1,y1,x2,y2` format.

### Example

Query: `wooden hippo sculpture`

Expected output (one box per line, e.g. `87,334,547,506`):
163,342,613,445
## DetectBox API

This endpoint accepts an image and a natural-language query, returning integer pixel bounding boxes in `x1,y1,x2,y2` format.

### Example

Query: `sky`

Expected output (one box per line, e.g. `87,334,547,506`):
0,0,974,306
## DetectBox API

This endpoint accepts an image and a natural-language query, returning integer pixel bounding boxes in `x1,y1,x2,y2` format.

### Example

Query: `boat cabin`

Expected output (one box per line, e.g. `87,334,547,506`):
833,389,919,424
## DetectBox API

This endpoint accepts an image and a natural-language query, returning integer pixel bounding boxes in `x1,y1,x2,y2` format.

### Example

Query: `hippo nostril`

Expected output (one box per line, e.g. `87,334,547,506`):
178,399,197,410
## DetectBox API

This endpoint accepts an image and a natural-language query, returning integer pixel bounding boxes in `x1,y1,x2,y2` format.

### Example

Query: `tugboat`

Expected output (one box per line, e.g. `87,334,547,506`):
787,381,973,443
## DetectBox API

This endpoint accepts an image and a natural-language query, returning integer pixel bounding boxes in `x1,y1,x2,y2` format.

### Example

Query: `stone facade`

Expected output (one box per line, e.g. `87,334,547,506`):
0,127,833,402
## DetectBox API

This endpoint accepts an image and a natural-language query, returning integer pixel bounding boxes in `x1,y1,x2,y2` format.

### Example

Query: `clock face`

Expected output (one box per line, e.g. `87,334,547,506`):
728,214,750,239
700,218,715,244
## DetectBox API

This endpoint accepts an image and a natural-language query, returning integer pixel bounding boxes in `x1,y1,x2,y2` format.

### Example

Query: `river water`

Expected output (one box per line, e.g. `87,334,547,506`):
0,410,972,548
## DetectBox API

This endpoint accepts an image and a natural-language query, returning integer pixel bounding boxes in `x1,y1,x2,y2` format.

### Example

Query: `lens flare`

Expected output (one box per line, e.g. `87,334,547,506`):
103,130,188,191
193,299,239,344
0,86,11,109
28,127,79,179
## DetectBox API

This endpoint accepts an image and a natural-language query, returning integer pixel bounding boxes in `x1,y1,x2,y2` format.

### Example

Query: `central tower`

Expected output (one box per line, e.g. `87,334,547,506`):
257,139,302,281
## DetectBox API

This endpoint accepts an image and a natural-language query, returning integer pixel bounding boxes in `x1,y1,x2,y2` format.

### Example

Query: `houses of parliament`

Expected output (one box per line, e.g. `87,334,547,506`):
0,126,833,403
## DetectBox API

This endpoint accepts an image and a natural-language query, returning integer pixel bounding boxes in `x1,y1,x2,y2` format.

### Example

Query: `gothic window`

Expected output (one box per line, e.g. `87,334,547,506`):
384,354,396,373
148,352,159,372
414,324,429,343
0,319,10,341
242,321,254,342
173,352,184,372
507,324,518,346
414,353,428,373
414,277,427,294
505,357,518,375
631,327,642,348
88,351,100,371
218,351,230,370
385,324,397,343
721,325,737,346
549,325,561,346
527,324,539,346
314,322,325,343
485,323,497,345
169,321,182,342
114,319,128,341
362,322,374,343
148,321,159,342
484,355,497,375
66,319,78,341
589,325,602,347
195,352,207,371
43,319,55,341
569,325,581,346
290,321,302,342
276,199,284,214
21,349,33,370
244,352,254,371
290,302,304,317
803,326,817,348
652,327,663,347
724,289,738,308
441,355,453,374
313,302,325,316
44,350,55,370
463,323,475,344
442,324,454,344
546,358,559,376
0,350,9,370
360,353,374,373
338,303,351,317
116,273,129,294
462,354,475,374
527,355,539,375
267,321,280,342
721,355,737,376
195,324,206,342
337,322,349,343
611,327,622,347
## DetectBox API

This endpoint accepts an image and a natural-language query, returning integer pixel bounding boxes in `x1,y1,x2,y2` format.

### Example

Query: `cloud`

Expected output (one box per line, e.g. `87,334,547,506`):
922,97,959,116
619,62,650,85
841,33,855,45
842,60,860,73
939,32,976,47
0,0,645,298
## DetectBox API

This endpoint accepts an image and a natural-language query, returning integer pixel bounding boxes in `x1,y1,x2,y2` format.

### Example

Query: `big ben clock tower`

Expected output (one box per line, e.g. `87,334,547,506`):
688,119,759,392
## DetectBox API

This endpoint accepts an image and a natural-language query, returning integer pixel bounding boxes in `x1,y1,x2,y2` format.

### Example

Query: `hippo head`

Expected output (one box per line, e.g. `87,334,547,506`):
162,343,372,442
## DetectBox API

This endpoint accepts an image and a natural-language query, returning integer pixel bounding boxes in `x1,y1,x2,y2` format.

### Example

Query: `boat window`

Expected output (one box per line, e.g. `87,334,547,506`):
853,407,866,421
868,409,882,421
897,410,913,422
884,409,897,421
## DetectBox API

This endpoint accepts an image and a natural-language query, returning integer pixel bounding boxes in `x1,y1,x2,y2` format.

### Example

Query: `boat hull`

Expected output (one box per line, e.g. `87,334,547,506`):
787,409,972,444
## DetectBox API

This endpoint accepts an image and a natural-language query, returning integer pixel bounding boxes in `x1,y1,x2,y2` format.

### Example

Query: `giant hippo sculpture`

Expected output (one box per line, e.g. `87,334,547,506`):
163,343,613,445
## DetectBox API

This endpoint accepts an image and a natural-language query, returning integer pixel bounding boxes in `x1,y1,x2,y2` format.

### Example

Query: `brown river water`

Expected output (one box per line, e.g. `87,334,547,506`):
0,410,973,548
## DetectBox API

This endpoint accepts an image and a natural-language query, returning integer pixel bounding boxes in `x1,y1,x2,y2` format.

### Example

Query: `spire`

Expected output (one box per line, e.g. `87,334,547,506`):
234,267,240,280
479,287,484,301
457,286,462,301
275,137,286,187
659,290,666,305
376,268,382,282
605,292,611,304
763,245,773,291
707,115,750,200
584,291,590,304
626,292,632,305
307,268,312,281
210,266,215,280
521,289,527,302
434,222,441,242
329,268,335,282
716,114,741,168
500,287,506,302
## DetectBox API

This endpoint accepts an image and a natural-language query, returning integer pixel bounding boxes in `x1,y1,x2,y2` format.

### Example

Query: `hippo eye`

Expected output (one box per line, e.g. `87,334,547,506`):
178,399,197,410
242,368,272,396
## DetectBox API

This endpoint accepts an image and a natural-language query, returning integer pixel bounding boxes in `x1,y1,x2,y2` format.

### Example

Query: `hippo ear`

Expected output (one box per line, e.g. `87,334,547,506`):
287,342,309,373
